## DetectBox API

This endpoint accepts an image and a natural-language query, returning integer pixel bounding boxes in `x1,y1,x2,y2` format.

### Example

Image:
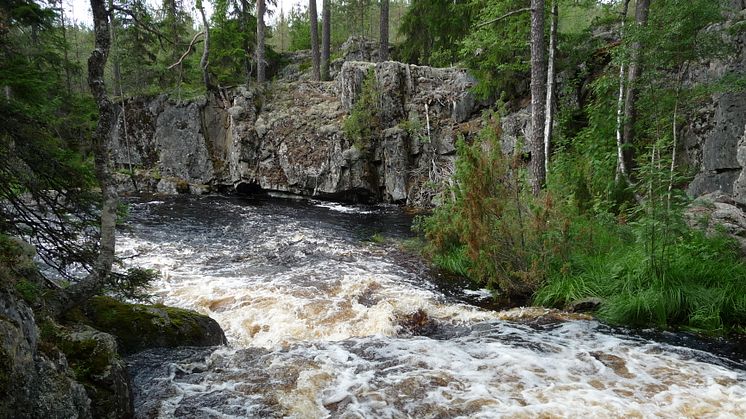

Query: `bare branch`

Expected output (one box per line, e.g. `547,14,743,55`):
476,7,532,28
168,31,204,70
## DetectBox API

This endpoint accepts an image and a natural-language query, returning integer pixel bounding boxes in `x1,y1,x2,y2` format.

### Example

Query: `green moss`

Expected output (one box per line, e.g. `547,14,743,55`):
343,69,381,151
82,296,223,354
14,280,42,304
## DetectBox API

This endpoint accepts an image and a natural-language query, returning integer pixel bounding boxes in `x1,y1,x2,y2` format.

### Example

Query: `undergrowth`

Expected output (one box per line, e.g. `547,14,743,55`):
417,118,746,335
343,68,381,151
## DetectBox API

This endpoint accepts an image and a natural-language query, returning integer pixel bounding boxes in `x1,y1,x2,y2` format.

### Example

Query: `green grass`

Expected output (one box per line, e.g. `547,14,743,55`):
535,225,746,335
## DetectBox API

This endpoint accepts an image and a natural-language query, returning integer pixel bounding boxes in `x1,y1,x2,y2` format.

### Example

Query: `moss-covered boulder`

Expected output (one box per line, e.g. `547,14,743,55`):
0,289,92,419
54,325,133,419
82,296,227,355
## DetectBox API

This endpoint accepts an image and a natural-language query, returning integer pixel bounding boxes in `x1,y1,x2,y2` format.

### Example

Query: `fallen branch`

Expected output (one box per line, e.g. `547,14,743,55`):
168,31,205,70
477,7,532,28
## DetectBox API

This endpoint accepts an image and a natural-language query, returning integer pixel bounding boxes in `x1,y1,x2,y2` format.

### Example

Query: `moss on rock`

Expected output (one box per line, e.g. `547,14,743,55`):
82,296,227,355
50,323,133,419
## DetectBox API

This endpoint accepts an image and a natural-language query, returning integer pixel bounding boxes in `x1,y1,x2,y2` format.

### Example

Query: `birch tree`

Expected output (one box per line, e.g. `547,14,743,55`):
615,0,631,181
543,0,558,178
49,0,118,315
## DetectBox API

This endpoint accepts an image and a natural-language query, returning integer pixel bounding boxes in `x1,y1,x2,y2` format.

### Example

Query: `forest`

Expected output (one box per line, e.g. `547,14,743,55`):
2,0,746,416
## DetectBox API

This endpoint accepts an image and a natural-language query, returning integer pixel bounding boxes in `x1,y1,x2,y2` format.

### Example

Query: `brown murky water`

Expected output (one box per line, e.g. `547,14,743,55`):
120,196,746,418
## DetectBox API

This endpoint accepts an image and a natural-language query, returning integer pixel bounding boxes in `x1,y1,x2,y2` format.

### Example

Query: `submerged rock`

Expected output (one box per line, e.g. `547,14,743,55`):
82,296,227,355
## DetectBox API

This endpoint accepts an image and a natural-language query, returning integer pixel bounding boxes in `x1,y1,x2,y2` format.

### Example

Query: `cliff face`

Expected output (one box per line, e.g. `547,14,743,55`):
112,6,745,209
111,60,492,207
683,5,746,200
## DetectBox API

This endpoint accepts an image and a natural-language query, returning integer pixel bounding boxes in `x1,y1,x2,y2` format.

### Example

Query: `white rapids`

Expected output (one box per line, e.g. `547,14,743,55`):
119,196,746,418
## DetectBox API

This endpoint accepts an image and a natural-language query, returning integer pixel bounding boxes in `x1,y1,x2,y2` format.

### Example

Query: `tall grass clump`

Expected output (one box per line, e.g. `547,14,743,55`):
536,142,746,334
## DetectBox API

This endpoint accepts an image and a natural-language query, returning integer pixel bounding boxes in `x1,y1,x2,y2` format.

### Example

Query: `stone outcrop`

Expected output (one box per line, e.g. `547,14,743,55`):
683,5,746,200
0,238,228,419
111,60,493,207
110,5,744,210
0,287,91,419
686,192,746,254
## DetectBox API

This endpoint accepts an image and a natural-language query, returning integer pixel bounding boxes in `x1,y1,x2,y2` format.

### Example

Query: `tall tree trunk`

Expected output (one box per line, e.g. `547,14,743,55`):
256,0,266,83
50,0,117,316
309,0,321,81
529,0,547,195
196,0,213,92
59,0,72,96
321,0,331,81
615,0,632,181
622,0,651,174
379,0,389,61
543,0,557,178
240,0,252,85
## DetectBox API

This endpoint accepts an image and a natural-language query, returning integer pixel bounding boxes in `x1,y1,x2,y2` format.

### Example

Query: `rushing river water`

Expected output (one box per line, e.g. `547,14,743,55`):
119,195,746,418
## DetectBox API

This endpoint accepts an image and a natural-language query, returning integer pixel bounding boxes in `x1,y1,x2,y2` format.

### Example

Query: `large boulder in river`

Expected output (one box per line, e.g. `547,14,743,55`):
82,296,227,355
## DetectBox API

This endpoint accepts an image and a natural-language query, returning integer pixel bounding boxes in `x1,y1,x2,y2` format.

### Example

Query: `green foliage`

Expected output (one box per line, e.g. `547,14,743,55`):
398,0,474,66
104,268,158,302
210,0,256,85
14,280,42,304
288,5,313,51
535,216,746,334
459,0,529,99
343,69,381,149
417,118,572,299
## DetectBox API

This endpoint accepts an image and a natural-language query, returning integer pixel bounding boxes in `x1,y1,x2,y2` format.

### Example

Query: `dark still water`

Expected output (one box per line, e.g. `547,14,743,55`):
119,195,746,418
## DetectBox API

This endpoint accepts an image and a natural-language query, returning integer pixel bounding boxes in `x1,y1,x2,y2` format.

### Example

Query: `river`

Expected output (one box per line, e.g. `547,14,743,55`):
118,195,746,418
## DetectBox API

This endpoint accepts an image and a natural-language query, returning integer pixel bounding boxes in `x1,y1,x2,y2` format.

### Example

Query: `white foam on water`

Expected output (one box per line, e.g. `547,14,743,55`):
462,288,493,300
312,201,376,214
148,324,746,418
120,198,746,417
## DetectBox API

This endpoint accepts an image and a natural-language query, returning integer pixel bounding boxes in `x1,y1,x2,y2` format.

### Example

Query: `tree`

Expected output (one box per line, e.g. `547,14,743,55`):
460,0,528,98
379,0,389,61
529,0,546,195
195,0,212,91
399,0,473,66
309,0,320,81
621,0,651,176
543,0,558,177
615,0,632,181
49,0,118,315
256,0,266,83
321,0,331,80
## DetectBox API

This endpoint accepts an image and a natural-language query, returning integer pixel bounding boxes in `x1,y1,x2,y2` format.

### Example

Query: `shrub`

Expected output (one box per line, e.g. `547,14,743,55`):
417,117,572,300
343,69,380,151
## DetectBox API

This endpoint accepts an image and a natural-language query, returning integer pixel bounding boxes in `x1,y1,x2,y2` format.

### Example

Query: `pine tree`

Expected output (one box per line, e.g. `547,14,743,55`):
529,0,546,194
309,0,321,81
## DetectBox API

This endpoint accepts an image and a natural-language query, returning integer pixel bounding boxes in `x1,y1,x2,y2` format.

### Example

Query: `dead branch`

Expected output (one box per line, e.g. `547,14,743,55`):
168,31,204,70
476,7,532,28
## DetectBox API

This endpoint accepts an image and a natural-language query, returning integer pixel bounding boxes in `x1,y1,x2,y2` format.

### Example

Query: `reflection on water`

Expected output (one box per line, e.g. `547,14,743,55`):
119,196,746,418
